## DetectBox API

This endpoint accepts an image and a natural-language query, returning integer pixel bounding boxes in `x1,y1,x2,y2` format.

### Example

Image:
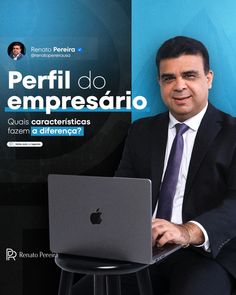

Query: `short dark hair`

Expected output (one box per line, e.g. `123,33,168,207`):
156,36,210,75
13,42,23,49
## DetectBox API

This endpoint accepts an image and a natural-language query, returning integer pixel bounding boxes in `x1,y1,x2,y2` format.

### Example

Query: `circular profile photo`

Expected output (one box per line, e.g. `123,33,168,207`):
8,41,26,60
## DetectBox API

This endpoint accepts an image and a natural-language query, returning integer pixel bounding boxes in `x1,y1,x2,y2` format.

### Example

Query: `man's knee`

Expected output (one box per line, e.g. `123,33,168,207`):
169,253,234,295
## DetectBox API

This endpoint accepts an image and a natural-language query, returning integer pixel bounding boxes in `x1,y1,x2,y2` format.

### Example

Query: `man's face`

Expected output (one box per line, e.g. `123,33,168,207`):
158,54,213,122
12,45,21,56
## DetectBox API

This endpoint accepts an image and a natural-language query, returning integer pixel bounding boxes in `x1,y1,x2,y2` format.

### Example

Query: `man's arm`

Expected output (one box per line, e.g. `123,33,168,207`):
115,123,136,178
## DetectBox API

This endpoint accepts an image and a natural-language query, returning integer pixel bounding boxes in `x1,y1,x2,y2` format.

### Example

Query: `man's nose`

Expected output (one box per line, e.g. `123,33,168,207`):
173,77,186,91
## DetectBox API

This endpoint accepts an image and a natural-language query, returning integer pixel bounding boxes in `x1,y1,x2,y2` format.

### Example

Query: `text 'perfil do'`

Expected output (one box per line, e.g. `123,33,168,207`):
6,70,148,114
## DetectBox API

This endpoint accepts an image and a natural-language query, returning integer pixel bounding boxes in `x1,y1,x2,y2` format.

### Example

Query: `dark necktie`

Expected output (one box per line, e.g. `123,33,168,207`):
156,123,189,220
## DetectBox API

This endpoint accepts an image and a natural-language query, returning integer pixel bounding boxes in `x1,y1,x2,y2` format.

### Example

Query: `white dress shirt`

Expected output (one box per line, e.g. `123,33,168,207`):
153,103,210,250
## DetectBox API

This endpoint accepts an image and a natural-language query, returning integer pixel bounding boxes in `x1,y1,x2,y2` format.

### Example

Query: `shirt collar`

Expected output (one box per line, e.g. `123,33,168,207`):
169,103,208,131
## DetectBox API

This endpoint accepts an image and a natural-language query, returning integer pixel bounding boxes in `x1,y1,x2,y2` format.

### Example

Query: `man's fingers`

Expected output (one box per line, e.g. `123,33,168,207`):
152,220,191,246
152,221,168,241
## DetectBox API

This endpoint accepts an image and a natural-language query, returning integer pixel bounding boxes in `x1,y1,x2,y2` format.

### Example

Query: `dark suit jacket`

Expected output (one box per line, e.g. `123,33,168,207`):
10,52,24,60
115,103,236,278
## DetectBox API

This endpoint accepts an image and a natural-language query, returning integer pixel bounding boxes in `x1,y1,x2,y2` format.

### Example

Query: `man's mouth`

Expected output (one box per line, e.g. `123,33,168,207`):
172,95,191,101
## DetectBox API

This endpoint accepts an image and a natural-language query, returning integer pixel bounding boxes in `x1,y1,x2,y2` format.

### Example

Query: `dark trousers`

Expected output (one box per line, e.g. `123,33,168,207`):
72,248,235,295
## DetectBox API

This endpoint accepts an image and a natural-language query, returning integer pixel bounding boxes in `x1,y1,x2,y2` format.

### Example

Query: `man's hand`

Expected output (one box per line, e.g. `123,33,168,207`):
152,219,205,247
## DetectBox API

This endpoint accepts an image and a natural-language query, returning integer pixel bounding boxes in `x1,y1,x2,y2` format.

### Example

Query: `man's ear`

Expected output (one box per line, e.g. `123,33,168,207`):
207,70,214,89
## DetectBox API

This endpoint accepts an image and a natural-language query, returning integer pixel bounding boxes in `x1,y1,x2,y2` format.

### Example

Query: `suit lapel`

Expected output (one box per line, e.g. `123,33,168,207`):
184,104,223,198
151,113,169,211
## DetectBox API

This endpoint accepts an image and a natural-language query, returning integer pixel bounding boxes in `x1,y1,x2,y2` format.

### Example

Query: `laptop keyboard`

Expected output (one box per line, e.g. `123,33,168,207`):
152,243,182,257
152,246,166,256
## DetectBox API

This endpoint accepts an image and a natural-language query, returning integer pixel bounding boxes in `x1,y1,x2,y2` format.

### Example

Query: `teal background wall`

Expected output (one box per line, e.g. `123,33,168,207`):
132,0,236,121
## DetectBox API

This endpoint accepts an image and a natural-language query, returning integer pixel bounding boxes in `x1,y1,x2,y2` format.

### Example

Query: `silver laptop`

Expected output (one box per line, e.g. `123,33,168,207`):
48,174,181,264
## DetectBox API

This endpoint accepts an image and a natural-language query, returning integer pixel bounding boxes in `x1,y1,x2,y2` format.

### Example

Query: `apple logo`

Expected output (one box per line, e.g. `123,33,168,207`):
90,208,103,224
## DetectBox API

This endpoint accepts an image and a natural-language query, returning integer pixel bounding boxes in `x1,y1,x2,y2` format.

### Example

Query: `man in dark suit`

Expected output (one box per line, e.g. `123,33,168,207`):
10,42,24,60
115,36,236,295
72,36,236,295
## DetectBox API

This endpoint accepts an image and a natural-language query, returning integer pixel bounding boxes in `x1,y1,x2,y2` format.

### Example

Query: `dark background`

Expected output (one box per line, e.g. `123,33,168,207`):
0,0,131,294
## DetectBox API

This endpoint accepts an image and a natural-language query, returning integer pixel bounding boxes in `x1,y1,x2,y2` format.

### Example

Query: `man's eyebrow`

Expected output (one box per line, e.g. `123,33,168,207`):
160,73,175,79
182,70,199,76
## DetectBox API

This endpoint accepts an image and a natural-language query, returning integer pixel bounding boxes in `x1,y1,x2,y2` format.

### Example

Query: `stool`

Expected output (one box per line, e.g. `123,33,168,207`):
55,253,153,295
